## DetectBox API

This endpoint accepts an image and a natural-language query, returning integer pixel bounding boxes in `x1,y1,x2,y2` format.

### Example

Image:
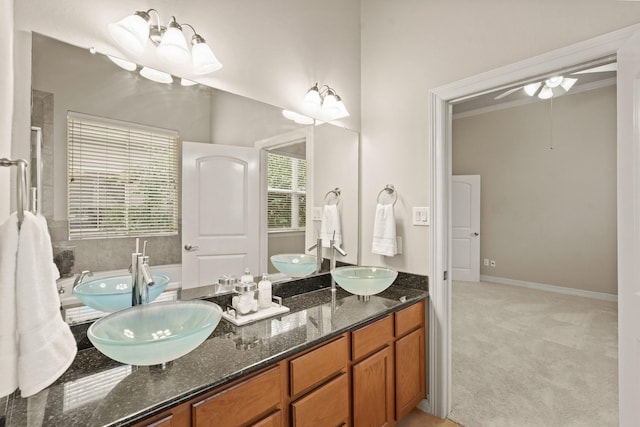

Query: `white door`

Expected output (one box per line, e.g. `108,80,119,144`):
182,142,262,289
451,175,480,282
616,30,640,427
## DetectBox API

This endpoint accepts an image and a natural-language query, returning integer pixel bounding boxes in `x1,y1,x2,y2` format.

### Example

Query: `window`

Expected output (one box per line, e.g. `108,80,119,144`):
267,152,306,230
67,112,179,239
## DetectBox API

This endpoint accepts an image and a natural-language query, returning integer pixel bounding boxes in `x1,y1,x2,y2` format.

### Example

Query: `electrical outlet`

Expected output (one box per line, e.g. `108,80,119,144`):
484,258,489,266
490,260,496,267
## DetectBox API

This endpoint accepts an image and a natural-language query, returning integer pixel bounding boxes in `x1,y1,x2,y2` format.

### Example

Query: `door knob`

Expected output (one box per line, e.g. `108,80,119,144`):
472,232,479,236
184,244,200,251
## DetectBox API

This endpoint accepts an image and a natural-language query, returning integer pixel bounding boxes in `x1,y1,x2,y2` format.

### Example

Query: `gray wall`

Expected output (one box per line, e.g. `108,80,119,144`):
452,85,617,294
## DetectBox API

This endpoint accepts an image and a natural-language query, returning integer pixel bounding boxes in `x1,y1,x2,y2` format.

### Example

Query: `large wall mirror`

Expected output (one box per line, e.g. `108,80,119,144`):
30,33,359,288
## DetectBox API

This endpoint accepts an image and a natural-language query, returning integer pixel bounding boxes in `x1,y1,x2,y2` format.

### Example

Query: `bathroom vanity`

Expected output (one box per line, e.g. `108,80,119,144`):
2,274,427,427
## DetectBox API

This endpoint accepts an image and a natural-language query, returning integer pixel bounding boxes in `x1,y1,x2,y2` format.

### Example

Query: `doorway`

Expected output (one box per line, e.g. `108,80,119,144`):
427,24,640,421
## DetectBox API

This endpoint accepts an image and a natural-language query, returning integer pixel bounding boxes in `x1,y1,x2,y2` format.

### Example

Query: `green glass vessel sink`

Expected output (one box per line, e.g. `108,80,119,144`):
73,273,170,312
271,254,317,277
87,300,222,366
331,266,398,296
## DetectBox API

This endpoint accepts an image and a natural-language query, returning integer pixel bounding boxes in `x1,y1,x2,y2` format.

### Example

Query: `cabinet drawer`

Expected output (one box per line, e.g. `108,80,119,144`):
192,366,281,427
250,410,282,427
289,335,348,397
351,314,394,361
291,373,349,427
395,300,425,337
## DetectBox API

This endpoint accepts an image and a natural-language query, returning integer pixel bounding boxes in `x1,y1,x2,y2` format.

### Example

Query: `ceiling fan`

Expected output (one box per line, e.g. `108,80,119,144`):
493,62,617,100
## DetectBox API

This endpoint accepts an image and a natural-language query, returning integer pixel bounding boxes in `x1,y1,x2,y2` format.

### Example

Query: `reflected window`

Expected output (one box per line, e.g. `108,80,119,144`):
267,152,306,230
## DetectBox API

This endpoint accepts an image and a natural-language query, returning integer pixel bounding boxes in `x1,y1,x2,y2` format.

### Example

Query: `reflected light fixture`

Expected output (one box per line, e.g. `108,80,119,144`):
107,55,137,71
139,66,173,84
108,9,222,75
282,110,315,125
523,75,578,100
180,78,198,87
302,83,349,121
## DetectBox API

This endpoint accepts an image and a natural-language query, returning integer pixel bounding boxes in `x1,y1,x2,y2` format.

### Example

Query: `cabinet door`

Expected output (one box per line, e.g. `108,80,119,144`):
352,346,394,427
395,327,426,420
291,373,349,427
192,367,281,427
250,410,282,427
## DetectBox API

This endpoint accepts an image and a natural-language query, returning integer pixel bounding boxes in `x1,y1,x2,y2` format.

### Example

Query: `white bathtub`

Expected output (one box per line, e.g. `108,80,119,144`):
58,264,182,324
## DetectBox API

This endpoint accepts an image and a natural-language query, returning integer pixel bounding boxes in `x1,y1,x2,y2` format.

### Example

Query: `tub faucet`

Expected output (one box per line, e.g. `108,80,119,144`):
307,237,323,274
131,243,154,306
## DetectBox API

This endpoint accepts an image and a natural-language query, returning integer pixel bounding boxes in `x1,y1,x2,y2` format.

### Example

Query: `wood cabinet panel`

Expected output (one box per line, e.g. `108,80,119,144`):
395,300,424,338
250,410,282,427
289,335,348,398
352,346,394,427
291,373,349,427
192,366,281,427
395,327,426,420
133,402,190,427
351,315,394,361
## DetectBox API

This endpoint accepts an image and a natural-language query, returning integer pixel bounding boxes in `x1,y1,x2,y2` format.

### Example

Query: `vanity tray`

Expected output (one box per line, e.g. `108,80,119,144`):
221,297,290,326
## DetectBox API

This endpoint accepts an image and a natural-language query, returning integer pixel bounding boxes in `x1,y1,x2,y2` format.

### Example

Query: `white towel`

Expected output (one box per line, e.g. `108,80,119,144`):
372,203,397,256
16,212,77,397
0,213,19,397
320,204,342,248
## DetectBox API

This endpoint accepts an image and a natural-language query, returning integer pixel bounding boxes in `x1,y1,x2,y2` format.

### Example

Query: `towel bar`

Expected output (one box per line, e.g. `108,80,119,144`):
376,184,397,206
0,157,32,229
324,187,341,205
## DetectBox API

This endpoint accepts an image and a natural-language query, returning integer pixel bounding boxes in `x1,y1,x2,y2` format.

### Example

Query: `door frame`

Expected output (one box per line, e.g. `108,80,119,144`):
428,23,640,419
254,126,314,273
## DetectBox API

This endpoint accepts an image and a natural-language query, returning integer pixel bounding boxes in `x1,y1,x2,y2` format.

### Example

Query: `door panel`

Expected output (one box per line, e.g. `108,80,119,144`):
452,175,480,282
182,142,261,289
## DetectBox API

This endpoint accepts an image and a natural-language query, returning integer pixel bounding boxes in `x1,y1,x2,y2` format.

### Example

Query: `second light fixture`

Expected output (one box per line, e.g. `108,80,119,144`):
302,83,349,121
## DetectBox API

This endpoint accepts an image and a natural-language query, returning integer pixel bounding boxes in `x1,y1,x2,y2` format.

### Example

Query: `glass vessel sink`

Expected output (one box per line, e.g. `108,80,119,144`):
271,254,317,277
331,266,398,296
73,273,170,312
87,300,223,366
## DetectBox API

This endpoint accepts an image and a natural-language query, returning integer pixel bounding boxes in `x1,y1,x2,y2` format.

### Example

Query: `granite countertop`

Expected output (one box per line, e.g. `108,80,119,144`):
2,273,427,427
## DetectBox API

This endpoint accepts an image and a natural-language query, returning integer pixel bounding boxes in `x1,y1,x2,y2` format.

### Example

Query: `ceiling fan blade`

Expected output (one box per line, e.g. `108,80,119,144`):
572,63,617,75
494,87,522,100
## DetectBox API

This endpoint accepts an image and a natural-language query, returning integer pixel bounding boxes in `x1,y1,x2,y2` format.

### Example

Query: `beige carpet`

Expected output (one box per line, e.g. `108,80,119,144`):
449,281,618,427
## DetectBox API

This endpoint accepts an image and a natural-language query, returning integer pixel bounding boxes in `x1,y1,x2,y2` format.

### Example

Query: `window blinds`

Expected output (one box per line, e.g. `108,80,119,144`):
67,112,179,239
267,153,306,230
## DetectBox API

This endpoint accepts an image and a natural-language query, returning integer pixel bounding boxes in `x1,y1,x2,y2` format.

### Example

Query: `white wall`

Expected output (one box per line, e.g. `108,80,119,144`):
361,0,640,275
0,0,13,221
453,86,617,294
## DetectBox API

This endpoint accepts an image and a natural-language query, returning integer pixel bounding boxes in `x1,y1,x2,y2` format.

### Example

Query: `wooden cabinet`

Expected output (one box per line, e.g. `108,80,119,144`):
192,366,282,427
291,373,349,427
352,346,394,427
134,402,191,427
289,335,348,398
251,411,283,427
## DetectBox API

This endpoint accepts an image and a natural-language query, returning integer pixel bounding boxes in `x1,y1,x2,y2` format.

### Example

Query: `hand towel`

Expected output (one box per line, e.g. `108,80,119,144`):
0,213,19,397
16,212,77,397
372,203,397,256
320,204,342,248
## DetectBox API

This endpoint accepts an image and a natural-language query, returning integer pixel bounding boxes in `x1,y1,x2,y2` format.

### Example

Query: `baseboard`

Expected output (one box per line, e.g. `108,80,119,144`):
479,275,618,302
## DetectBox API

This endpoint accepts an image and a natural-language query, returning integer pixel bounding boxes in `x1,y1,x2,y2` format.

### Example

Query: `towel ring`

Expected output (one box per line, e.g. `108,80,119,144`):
376,184,397,206
324,188,341,205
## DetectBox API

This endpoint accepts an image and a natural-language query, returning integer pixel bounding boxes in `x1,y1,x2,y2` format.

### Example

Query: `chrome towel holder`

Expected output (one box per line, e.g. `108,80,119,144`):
324,187,341,205
1,157,32,229
376,184,397,206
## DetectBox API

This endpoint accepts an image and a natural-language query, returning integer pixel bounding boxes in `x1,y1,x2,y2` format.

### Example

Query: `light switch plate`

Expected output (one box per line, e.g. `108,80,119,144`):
412,207,430,226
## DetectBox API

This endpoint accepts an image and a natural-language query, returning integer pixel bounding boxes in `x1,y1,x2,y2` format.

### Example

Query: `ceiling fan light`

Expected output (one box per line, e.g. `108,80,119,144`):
538,85,554,100
191,36,222,74
560,77,577,92
157,20,190,63
523,82,541,96
108,11,150,55
139,66,173,84
545,76,563,88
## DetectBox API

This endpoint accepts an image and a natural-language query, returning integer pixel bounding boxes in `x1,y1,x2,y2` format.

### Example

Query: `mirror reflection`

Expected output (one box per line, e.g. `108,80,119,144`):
30,33,359,295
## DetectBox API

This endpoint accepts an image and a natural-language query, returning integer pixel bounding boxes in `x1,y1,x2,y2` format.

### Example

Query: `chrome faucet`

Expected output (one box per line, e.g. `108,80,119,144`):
131,241,155,306
72,270,93,290
307,237,323,274
329,234,347,292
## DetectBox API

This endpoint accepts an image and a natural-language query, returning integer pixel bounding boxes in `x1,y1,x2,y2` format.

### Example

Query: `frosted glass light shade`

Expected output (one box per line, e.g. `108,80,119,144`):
140,66,173,84
303,86,321,115
157,25,190,63
335,98,350,119
560,77,577,91
108,12,150,55
192,40,222,74
181,78,198,86
107,55,137,71
321,93,340,118
523,82,541,96
545,76,563,88
538,85,554,99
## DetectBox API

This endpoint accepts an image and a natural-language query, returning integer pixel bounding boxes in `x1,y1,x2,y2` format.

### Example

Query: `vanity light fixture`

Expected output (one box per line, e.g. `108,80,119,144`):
302,83,349,121
108,9,222,75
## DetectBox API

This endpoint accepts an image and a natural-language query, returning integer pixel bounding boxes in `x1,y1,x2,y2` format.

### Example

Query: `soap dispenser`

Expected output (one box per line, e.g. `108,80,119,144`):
258,273,272,310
